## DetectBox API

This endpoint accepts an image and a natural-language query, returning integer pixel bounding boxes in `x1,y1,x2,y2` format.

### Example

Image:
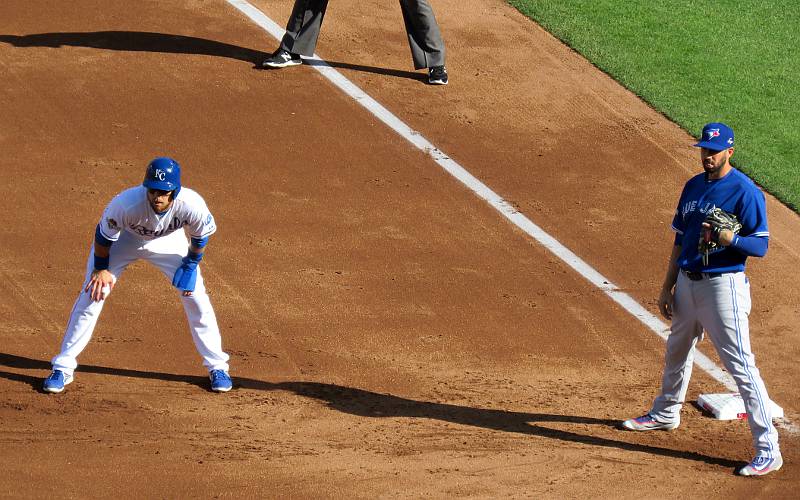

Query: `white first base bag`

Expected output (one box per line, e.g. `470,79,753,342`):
697,393,784,420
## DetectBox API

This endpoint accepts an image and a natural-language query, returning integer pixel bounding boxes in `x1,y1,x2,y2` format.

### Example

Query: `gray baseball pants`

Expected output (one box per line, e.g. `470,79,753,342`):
649,271,780,458
278,0,446,69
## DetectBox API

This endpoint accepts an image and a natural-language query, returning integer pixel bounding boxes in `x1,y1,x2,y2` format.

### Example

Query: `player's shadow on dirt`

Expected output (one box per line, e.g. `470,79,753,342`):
0,32,426,82
0,352,208,391
0,31,267,64
261,380,741,469
0,351,739,469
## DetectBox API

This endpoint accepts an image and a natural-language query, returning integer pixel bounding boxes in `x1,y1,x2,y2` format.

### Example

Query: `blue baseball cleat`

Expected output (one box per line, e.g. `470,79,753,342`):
209,369,233,392
43,370,73,394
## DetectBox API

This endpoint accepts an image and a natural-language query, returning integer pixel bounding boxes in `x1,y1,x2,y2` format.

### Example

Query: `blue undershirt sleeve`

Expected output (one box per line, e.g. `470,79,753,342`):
730,234,768,258
95,224,114,247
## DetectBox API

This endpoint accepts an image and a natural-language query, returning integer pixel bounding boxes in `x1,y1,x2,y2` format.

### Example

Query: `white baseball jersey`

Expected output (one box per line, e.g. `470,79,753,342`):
51,184,229,377
97,186,217,243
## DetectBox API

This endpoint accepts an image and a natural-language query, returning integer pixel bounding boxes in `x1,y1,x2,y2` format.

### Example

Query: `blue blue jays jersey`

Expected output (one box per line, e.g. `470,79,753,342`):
671,168,768,273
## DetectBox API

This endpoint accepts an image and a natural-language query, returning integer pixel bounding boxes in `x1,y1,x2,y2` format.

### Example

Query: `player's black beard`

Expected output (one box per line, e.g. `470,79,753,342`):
703,152,728,177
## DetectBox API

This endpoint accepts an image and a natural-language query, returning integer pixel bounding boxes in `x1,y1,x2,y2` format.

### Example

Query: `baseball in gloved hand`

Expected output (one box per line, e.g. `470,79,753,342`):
699,207,742,264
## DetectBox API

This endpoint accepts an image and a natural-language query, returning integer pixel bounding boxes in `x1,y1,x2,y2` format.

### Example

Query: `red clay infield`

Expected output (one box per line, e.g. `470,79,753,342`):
1,0,798,497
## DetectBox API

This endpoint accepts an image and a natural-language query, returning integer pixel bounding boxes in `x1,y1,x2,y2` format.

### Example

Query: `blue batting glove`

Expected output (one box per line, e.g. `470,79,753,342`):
172,251,203,292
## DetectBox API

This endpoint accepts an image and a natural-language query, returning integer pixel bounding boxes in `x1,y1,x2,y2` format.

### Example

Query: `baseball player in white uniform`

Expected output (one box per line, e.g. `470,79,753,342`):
43,157,232,393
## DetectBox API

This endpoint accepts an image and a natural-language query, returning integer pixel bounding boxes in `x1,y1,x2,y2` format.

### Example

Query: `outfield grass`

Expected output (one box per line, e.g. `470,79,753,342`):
508,0,800,211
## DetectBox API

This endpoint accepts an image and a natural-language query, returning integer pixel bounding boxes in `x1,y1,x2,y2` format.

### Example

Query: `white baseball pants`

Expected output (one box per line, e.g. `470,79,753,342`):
51,230,230,375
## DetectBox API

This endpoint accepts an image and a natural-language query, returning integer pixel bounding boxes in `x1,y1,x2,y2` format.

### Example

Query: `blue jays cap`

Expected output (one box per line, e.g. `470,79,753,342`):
694,122,734,151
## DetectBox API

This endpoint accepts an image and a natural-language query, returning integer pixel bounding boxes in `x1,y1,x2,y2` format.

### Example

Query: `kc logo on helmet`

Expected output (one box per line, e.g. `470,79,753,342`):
155,169,166,180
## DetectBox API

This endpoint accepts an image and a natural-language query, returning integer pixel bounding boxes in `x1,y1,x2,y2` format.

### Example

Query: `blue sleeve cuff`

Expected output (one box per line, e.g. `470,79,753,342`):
95,225,114,247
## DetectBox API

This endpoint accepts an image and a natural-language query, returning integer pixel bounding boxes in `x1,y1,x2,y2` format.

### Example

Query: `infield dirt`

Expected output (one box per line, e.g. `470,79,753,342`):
1,0,798,498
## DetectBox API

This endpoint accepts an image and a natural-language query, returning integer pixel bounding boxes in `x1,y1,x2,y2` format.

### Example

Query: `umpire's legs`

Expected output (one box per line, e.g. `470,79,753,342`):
399,0,446,69
279,0,330,56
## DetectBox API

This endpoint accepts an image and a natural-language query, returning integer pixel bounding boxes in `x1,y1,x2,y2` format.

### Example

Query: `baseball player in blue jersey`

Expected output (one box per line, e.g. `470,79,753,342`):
621,123,781,477
43,158,233,394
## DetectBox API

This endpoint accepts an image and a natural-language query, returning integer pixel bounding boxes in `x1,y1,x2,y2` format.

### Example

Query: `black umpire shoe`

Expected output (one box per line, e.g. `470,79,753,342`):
428,65,448,85
261,48,302,68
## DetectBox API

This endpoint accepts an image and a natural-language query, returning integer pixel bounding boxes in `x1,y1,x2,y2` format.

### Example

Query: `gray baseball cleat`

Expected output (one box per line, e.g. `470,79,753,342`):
621,414,679,431
738,455,783,477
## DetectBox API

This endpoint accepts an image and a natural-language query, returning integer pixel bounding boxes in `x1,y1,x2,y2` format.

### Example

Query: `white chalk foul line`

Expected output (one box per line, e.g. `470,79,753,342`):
226,0,796,428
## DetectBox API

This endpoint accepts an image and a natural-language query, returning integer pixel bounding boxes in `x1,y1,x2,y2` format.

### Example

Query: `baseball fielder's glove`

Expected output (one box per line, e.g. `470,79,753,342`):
699,208,742,264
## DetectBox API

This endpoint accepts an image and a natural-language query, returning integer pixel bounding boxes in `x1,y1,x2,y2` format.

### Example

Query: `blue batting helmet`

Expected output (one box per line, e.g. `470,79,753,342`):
143,157,181,196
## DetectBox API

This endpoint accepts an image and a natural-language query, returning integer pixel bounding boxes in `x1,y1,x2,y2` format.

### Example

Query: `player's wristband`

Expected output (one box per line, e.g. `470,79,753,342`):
94,255,110,271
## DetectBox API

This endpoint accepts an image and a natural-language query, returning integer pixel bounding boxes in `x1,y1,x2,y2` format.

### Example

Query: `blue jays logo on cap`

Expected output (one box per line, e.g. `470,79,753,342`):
694,122,734,151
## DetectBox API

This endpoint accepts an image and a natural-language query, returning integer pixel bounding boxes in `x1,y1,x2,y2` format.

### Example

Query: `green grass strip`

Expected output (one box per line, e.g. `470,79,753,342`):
507,0,800,211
